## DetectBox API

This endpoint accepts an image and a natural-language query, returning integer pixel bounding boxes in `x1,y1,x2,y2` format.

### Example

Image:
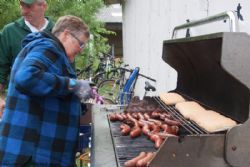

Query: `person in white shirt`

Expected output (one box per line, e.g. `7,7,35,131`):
0,0,54,118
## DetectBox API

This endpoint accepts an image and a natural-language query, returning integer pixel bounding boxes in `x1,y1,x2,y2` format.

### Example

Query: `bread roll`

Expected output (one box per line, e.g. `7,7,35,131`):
175,101,206,119
193,110,237,132
175,101,237,132
160,92,185,105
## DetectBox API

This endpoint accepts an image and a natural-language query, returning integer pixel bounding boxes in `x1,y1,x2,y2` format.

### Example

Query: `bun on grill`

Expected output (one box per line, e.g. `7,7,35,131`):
175,101,237,132
160,92,185,105
175,101,206,119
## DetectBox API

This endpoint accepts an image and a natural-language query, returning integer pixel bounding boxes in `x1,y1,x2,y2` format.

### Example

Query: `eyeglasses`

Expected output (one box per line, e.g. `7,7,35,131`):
69,32,85,50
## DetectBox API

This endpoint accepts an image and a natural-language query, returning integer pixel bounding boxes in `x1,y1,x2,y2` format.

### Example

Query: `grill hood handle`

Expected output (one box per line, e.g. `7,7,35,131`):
172,10,239,39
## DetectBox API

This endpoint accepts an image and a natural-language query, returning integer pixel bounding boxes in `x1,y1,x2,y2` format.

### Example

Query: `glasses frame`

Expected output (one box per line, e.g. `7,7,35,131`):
69,32,85,50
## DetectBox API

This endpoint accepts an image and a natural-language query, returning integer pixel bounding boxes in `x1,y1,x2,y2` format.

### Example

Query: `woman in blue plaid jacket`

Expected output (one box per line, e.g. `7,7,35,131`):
0,15,93,166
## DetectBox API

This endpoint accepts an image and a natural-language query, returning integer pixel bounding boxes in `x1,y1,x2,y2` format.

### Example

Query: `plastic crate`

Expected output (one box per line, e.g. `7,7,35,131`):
77,125,91,152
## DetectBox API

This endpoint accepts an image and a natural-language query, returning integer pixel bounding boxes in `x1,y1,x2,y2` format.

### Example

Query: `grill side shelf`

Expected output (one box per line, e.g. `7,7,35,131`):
149,134,229,167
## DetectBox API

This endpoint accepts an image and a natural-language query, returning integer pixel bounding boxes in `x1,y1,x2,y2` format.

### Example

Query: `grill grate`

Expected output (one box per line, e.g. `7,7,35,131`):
109,120,157,167
108,97,209,166
153,96,208,135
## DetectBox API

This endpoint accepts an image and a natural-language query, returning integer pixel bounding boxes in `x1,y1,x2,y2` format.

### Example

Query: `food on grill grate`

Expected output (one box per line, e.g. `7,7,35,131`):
175,101,237,132
163,117,180,126
130,126,142,138
160,92,185,105
149,134,163,148
175,101,206,119
120,123,131,135
124,151,156,167
191,110,237,132
161,124,179,135
109,111,180,149
124,151,147,167
136,152,155,167
108,112,124,121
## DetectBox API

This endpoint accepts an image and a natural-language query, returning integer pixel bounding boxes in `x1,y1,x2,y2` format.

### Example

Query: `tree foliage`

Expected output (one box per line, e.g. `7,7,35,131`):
0,0,112,71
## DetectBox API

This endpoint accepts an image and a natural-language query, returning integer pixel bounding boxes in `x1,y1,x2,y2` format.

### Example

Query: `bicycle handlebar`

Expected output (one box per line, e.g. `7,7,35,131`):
138,73,156,82
117,67,156,82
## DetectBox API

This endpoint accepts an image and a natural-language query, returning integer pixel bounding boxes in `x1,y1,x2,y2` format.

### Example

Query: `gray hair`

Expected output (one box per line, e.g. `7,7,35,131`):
52,15,90,39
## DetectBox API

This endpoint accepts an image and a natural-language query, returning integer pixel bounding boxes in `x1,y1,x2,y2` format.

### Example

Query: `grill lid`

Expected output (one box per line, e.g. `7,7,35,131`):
162,32,250,123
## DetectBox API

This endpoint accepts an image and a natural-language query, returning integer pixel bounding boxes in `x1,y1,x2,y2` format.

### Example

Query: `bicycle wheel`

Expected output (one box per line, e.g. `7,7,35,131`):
93,69,120,85
92,72,106,84
97,79,120,104
102,97,116,104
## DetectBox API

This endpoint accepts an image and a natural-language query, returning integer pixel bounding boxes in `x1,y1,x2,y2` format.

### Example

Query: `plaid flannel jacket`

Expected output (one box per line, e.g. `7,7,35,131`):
0,31,81,166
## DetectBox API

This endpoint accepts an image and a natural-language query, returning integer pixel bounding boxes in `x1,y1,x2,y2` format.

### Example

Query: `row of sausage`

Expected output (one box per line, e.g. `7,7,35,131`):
108,108,181,167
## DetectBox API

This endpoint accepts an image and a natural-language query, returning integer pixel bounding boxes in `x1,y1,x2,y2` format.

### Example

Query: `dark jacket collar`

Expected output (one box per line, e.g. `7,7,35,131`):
40,30,66,54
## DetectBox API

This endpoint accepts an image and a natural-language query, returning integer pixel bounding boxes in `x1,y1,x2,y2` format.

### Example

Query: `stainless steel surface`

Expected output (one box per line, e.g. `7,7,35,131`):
155,31,250,167
172,11,239,38
91,105,119,167
220,32,250,90
150,135,229,167
225,119,250,167
163,32,250,123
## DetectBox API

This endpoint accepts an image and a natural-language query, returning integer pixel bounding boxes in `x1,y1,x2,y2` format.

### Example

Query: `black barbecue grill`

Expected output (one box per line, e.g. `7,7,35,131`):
91,11,250,167
105,32,250,167
148,31,250,167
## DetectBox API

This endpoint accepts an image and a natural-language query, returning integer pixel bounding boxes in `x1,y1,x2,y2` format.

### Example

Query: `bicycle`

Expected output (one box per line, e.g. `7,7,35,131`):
76,63,93,80
97,66,156,105
93,53,124,84
76,61,112,85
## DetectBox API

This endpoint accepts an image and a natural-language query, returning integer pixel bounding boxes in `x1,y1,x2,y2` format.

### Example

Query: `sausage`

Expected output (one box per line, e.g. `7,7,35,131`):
157,132,177,139
143,113,150,120
142,124,150,136
120,124,131,136
155,136,163,148
138,119,155,127
130,126,142,138
161,124,179,135
127,113,140,127
160,124,171,133
169,125,179,135
116,113,124,121
164,117,180,126
138,120,145,127
121,113,128,120
124,152,147,167
163,112,172,119
149,134,163,149
148,118,162,126
138,112,145,120
123,119,135,127
158,112,171,120
136,152,155,167
150,124,161,133
151,111,160,119
108,113,116,121
131,112,139,119
159,114,166,120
